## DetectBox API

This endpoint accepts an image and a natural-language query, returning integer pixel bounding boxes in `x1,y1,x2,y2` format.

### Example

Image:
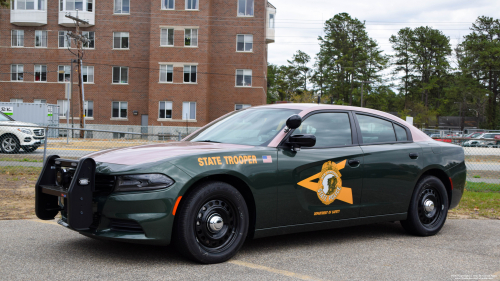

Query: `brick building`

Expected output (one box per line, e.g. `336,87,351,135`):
0,0,276,127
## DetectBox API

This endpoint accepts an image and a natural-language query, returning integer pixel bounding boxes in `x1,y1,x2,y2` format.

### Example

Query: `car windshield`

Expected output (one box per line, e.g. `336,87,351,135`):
470,133,482,138
0,112,13,121
188,108,301,146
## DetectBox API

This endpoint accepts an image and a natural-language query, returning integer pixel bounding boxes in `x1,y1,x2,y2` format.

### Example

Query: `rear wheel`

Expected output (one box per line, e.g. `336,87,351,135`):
1,135,20,154
173,181,249,264
401,176,449,236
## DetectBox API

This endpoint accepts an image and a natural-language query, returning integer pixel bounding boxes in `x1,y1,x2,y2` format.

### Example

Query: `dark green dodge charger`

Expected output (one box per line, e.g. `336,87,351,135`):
35,104,466,264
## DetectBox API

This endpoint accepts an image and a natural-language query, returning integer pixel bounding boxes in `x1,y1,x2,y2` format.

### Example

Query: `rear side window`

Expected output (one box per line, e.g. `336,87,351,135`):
394,124,408,141
295,112,352,147
356,114,396,144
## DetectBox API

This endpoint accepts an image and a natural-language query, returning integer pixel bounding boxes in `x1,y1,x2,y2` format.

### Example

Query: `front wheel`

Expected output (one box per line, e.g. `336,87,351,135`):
401,176,449,236
173,181,249,264
1,135,20,154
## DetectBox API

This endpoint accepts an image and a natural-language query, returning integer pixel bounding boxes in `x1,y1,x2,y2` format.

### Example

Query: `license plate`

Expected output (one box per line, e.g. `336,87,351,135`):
40,139,45,144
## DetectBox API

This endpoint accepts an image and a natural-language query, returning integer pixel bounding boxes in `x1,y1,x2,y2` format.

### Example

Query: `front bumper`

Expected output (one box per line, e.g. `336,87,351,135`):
36,155,191,246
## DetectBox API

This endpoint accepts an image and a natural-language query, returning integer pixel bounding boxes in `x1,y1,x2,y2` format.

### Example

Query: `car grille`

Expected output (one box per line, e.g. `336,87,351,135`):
33,129,44,136
94,175,116,193
109,219,144,233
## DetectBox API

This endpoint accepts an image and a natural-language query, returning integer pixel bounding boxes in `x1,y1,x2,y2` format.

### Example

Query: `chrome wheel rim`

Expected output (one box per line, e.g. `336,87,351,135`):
2,137,17,152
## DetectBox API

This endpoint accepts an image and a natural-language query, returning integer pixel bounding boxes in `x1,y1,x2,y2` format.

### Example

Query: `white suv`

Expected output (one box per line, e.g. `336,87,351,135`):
0,112,45,153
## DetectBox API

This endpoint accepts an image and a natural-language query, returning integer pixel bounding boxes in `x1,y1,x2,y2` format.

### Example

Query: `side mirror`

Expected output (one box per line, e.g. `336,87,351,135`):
288,134,316,151
285,114,302,131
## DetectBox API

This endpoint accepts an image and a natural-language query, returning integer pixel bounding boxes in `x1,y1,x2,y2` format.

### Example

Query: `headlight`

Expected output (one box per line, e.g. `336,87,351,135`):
17,128,32,135
115,174,174,192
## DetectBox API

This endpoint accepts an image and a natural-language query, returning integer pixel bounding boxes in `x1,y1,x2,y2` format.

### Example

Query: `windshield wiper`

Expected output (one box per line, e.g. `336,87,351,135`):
196,140,222,143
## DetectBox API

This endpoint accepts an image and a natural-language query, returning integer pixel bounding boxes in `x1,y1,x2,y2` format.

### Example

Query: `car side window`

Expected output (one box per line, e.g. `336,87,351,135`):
394,124,408,141
356,114,396,144
295,113,352,147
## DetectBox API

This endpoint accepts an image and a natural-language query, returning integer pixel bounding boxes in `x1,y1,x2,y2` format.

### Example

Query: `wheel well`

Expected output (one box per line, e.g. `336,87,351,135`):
421,169,452,205
180,174,257,239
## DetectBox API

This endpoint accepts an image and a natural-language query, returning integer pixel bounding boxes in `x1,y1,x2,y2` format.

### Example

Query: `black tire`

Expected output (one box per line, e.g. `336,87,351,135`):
22,146,38,153
173,181,249,264
1,134,20,154
401,176,449,236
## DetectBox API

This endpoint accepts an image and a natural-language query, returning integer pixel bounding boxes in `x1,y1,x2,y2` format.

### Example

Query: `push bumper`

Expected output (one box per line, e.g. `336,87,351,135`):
35,155,183,245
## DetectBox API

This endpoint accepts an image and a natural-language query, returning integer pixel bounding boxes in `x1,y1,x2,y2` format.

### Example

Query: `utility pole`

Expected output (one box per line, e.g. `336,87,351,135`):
65,11,89,138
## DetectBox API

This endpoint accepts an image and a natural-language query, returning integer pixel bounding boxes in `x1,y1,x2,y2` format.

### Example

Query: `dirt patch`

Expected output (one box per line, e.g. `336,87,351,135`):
467,170,500,179
465,155,500,162
0,174,37,220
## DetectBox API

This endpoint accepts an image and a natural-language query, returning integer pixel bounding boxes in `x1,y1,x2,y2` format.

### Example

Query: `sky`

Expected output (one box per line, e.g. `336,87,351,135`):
267,0,500,69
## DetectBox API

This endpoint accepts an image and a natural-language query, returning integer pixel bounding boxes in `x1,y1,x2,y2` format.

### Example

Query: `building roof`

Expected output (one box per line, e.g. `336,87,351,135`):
267,2,276,9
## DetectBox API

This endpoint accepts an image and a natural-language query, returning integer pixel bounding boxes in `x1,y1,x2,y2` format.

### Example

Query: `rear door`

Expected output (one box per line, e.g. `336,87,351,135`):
354,113,423,216
276,111,365,226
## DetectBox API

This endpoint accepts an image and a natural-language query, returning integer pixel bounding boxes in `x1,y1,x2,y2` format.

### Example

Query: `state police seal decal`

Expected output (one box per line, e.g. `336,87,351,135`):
297,160,353,205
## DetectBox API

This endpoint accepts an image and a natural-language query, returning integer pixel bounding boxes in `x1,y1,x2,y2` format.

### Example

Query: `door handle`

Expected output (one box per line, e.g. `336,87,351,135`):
348,159,360,167
409,153,419,159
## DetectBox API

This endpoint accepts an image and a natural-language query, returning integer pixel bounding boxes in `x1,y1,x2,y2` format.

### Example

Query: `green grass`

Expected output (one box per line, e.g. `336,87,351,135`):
0,166,42,176
465,181,500,192
473,175,481,178
0,157,42,163
451,191,500,219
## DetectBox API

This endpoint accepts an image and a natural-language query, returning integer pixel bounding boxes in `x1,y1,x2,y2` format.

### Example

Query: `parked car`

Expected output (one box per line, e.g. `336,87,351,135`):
35,104,466,264
0,112,45,153
476,133,500,147
464,132,485,139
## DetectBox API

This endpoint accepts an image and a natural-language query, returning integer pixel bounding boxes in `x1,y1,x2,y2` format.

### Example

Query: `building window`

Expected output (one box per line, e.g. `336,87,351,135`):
35,30,48,48
160,28,174,46
184,29,198,47
182,102,196,120
114,0,129,13
112,66,128,84
34,99,46,103
162,0,174,9
59,31,71,48
34,65,47,82
235,104,251,110
113,32,129,49
57,100,69,117
236,69,252,87
112,101,127,118
82,31,95,48
159,101,173,118
11,65,24,81
160,65,173,83
269,13,275,28
185,0,198,10
58,65,71,82
82,66,94,83
10,99,23,103
13,0,45,10
236,34,253,52
11,30,24,47
84,101,93,117
183,65,197,83
237,0,253,16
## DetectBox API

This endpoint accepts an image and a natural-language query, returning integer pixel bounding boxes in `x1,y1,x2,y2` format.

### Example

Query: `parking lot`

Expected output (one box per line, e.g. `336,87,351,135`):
0,219,498,281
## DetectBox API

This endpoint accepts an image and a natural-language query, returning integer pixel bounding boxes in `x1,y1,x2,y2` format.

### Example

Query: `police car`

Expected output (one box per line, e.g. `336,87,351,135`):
35,104,466,264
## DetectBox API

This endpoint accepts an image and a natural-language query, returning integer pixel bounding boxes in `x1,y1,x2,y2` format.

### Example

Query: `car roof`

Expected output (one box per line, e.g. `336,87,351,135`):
257,103,432,144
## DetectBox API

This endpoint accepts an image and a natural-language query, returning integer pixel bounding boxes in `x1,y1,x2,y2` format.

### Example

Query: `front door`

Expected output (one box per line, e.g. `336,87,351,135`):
277,111,364,226
141,114,148,139
354,113,423,216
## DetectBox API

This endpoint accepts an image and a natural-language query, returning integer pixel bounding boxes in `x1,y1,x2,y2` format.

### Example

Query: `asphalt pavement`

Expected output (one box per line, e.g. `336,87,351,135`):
0,219,498,281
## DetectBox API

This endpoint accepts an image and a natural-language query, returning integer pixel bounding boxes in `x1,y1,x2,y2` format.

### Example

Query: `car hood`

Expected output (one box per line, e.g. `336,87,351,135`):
0,121,41,127
88,141,254,165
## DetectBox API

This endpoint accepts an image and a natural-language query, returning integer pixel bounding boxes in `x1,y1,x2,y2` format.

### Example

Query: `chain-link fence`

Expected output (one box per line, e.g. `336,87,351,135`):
0,123,498,193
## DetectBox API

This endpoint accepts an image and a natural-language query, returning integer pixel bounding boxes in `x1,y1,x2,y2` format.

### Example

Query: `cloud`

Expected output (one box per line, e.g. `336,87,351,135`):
268,0,500,67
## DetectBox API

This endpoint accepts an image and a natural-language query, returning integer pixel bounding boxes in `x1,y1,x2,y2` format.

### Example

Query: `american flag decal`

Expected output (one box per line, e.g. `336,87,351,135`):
262,155,272,163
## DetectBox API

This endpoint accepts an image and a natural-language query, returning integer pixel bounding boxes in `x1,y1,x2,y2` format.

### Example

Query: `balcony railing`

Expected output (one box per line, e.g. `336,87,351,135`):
11,9,47,26
59,11,95,27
